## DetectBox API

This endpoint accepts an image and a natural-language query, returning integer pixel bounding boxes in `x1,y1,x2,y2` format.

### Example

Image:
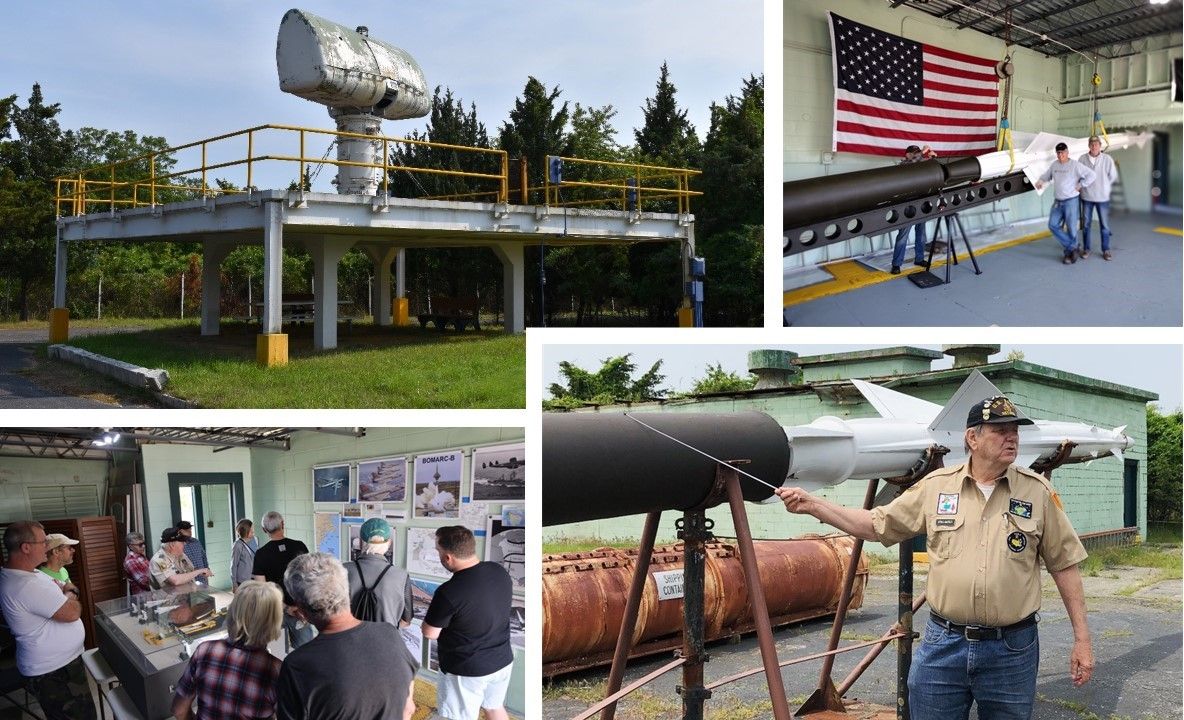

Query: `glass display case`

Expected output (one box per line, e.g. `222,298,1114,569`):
94,585,234,719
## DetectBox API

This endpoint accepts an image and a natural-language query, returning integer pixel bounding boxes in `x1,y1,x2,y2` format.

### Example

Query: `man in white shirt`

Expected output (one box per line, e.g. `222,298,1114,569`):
0,521,95,720
1078,136,1119,261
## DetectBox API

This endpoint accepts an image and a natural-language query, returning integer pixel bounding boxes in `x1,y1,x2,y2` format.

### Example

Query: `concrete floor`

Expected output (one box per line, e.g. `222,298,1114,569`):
784,211,1182,326
544,562,1183,719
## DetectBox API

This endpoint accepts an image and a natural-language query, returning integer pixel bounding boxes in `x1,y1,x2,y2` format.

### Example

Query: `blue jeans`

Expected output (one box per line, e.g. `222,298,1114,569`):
908,617,1039,720
893,221,927,267
1080,200,1110,252
1048,198,1080,254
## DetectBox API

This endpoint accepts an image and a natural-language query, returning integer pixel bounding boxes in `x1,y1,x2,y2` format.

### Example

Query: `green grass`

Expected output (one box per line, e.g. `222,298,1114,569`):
1146,522,1182,545
1079,543,1183,578
28,320,524,408
543,536,681,554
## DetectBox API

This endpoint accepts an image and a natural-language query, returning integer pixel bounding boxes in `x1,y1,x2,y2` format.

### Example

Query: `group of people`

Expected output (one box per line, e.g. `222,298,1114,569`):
890,136,1119,273
0,512,514,720
1036,136,1118,264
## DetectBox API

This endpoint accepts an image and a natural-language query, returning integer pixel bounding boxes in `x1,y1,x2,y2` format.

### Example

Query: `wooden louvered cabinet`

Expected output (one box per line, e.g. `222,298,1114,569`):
40,515,123,648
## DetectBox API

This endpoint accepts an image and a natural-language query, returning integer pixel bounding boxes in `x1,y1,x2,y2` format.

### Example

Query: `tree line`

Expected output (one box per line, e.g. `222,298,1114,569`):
0,65,762,326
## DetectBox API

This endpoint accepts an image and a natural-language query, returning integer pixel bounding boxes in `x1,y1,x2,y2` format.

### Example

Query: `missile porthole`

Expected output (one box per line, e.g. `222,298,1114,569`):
976,188,987,199
846,219,863,234
920,201,934,214
1003,180,1013,191
823,223,841,240
799,230,816,246
903,205,917,219
885,209,899,223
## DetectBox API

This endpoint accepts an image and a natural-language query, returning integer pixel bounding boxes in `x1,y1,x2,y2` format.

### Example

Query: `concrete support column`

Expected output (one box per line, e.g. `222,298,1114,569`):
200,242,233,336
257,200,287,367
394,248,409,326
310,236,356,350
363,246,398,326
678,225,697,328
49,230,70,343
491,243,525,334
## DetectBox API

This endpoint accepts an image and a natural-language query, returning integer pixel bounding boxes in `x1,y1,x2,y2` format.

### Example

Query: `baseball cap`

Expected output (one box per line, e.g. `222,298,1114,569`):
175,520,193,530
966,395,1035,428
905,144,921,154
1055,142,1069,152
45,534,79,551
1088,136,1101,144
360,518,392,543
160,527,186,544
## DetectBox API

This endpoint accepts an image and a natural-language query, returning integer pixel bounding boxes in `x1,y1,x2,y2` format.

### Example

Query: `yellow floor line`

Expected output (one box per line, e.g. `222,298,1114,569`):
1154,226,1183,237
784,229,1051,307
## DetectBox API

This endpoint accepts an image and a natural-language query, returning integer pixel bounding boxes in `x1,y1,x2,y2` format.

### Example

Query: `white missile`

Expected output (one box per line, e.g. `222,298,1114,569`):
971,130,1153,196
780,370,1132,493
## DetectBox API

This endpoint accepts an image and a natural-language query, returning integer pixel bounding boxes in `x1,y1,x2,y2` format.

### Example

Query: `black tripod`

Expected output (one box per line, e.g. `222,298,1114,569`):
922,211,982,284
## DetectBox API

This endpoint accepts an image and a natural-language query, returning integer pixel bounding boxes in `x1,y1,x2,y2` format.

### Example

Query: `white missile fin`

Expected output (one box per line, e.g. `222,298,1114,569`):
1114,425,1127,435
929,369,1034,433
1022,131,1075,155
784,425,852,439
851,378,942,421
1017,453,1039,468
1111,448,1124,463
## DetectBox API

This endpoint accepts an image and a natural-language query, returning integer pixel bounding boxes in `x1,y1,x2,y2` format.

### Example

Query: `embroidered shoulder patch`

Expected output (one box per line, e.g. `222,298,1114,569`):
1009,498,1033,519
936,493,959,515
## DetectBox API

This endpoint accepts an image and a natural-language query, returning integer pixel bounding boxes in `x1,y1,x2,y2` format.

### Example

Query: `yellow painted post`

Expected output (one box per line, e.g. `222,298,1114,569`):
677,306,694,328
393,298,410,326
110,165,115,212
150,154,156,206
500,152,508,202
382,137,389,197
49,308,70,344
299,130,306,190
201,142,207,195
256,333,289,367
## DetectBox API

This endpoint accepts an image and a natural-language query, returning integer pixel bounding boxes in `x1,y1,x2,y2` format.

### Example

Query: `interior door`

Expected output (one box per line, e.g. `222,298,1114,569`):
168,473,245,592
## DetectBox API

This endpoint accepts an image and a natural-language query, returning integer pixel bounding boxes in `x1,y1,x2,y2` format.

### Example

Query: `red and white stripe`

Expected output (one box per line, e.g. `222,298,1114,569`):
833,37,1000,158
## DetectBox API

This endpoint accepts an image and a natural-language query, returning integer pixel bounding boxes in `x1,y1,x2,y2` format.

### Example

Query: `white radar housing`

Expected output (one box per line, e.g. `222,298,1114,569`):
277,8,429,120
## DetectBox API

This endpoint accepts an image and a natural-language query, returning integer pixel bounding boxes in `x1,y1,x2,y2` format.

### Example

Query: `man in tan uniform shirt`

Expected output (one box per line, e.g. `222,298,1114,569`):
776,395,1094,720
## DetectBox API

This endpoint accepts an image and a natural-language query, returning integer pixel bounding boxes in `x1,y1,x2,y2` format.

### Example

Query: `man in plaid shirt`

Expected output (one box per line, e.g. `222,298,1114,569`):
172,581,283,720
123,532,151,595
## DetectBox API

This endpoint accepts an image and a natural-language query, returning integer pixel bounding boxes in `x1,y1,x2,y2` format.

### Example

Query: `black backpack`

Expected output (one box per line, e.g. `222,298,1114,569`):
351,562,393,622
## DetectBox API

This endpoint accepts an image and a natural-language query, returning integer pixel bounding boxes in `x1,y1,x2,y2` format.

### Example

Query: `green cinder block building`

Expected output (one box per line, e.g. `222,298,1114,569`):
544,346,1157,554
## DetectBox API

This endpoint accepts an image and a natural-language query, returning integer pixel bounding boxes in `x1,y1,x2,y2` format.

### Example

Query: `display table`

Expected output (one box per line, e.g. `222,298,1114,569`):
94,586,233,720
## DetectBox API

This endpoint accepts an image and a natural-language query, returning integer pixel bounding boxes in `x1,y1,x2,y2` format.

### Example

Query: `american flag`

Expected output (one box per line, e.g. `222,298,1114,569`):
829,12,999,158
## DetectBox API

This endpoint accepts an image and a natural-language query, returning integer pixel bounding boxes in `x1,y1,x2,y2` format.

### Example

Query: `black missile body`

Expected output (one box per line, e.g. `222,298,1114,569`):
543,412,792,526
783,157,982,229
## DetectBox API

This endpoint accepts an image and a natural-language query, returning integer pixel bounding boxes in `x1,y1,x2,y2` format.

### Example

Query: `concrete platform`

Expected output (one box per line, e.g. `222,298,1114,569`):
784,211,1182,326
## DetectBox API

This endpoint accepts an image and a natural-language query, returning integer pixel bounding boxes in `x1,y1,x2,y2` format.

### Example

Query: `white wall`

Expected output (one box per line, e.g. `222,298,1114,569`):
0,455,108,522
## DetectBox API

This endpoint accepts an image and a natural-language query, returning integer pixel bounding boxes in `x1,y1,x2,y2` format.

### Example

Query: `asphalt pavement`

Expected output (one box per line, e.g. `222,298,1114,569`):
0,328,121,408
544,563,1182,719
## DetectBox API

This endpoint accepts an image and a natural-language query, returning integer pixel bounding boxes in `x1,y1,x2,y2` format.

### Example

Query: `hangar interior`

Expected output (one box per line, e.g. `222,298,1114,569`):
783,0,1182,325
0,426,525,718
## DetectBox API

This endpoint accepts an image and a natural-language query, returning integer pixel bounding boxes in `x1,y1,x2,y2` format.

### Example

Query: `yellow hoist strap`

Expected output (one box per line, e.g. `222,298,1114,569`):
1093,119,1111,150
997,127,1015,173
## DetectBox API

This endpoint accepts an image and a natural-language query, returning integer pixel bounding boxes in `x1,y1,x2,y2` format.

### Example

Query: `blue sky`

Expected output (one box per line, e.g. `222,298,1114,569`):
541,344,1184,411
2,1,762,150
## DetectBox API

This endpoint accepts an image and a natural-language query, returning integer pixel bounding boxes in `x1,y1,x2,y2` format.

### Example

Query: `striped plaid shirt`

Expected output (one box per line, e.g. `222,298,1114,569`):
175,639,281,720
124,551,151,595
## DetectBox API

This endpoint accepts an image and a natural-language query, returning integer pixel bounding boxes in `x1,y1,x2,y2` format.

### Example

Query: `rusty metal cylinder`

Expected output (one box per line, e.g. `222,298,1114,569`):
543,412,792,526
542,536,868,676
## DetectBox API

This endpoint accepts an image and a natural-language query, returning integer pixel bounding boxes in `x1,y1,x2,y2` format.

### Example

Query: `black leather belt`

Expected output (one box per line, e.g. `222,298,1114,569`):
929,611,1037,641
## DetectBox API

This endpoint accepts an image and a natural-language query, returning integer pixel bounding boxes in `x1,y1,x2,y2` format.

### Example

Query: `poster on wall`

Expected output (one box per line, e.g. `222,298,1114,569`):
510,597,525,650
413,450,463,519
459,501,489,534
406,527,451,578
485,516,525,594
360,502,383,519
400,621,424,664
342,503,362,518
313,512,341,559
312,463,351,503
342,517,365,562
470,443,525,502
502,505,525,528
410,577,442,622
358,456,408,503
427,638,440,673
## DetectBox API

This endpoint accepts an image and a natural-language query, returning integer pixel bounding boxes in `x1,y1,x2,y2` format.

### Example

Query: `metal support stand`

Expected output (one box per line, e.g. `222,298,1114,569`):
796,478,880,716
600,512,661,720
676,510,712,720
925,211,982,284
897,533,914,720
722,466,792,720
589,464,791,720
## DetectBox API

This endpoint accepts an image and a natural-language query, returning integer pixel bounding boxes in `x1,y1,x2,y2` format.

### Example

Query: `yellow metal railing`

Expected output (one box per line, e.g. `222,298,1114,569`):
52,125,700,217
542,155,702,215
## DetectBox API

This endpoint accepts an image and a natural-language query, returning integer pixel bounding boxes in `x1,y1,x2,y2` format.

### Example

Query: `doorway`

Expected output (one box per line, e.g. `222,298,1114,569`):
168,473,246,591
1123,459,1139,529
